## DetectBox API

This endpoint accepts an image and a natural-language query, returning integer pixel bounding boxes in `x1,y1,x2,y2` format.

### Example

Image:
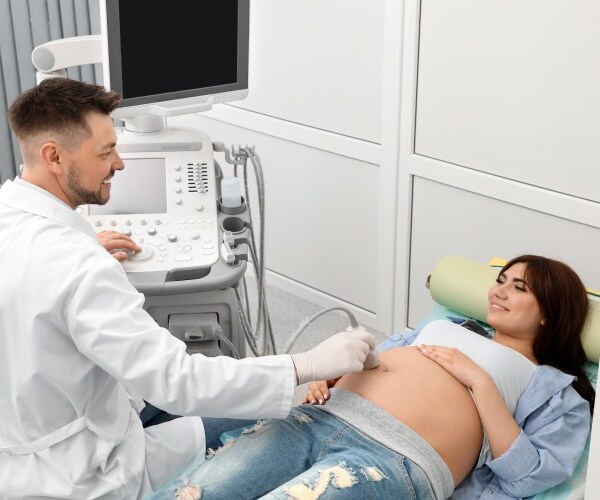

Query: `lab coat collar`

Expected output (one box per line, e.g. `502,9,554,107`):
0,179,96,239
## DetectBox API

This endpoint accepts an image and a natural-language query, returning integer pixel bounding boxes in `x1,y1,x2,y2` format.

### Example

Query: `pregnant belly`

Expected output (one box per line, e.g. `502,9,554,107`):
334,346,483,485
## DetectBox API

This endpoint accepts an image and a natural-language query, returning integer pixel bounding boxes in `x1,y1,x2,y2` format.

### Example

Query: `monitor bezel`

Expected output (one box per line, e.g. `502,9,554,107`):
101,0,250,109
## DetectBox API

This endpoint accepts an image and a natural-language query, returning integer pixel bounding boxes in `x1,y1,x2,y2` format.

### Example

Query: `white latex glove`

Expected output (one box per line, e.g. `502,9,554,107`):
363,346,380,370
290,328,377,385
347,326,379,370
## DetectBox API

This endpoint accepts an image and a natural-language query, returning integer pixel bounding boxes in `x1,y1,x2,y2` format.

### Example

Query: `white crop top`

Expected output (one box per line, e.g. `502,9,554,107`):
413,319,537,467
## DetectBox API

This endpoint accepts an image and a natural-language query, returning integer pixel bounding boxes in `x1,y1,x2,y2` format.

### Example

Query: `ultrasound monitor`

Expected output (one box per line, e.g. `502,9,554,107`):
99,0,250,126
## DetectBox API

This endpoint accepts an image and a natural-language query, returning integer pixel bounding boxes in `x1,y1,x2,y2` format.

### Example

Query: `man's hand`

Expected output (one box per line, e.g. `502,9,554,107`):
96,230,142,262
347,327,379,369
290,329,377,385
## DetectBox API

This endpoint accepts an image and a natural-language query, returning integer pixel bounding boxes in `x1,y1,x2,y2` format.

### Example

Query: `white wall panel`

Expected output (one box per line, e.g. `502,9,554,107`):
171,114,380,312
408,177,600,327
414,0,600,202
231,0,385,144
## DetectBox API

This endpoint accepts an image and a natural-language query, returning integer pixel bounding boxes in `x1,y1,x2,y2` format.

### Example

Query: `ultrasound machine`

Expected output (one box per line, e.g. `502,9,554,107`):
32,0,254,358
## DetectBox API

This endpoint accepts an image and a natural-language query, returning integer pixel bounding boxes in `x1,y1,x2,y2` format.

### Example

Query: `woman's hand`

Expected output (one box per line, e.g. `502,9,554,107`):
301,379,339,405
415,344,491,390
417,343,522,459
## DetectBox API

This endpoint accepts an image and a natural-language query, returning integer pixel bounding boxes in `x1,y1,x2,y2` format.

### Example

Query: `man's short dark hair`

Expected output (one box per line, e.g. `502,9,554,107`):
8,78,122,144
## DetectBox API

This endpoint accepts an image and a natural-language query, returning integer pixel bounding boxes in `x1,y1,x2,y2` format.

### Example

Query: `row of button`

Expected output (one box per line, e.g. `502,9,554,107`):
94,214,212,228
142,239,215,262
95,218,163,227
131,249,216,264
142,238,214,251
179,222,214,230
187,162,210,194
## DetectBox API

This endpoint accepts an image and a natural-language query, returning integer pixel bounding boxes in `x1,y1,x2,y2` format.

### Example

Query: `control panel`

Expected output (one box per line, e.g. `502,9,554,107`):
78,147,219,278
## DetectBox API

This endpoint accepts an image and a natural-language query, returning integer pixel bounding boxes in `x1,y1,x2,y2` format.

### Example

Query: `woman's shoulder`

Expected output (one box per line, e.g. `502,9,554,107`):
527,365,578,397
519,366,589,421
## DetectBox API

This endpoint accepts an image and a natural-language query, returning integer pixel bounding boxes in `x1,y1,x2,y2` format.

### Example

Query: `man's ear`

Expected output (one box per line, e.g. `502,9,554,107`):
39,141,64,176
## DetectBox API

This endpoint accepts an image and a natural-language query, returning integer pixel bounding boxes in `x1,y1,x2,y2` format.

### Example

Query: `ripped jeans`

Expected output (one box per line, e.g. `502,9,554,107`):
148,405,435,499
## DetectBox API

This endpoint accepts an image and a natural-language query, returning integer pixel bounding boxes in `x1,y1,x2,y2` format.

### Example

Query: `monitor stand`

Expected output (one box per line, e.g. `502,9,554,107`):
115,116,205,153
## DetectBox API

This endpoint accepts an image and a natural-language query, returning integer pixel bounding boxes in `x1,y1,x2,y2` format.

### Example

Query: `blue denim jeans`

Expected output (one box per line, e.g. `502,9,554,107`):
148,405,435,499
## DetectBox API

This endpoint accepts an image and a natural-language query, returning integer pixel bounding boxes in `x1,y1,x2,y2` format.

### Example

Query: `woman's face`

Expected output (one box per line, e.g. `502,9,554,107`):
486,262,545,340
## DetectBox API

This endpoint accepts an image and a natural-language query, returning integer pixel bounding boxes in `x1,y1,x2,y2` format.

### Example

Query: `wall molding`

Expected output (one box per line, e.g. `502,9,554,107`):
394,0,421,331
173,106,382,165
411,154,600,230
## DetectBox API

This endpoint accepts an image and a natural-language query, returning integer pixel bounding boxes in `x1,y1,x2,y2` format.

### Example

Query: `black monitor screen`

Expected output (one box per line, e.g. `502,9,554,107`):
105,0,249,106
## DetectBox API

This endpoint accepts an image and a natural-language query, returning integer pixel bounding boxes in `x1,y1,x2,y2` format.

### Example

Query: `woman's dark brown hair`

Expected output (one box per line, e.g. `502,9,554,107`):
501,255,595,414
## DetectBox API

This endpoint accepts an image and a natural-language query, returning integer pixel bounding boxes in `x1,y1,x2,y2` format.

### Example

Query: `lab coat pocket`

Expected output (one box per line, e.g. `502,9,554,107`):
87,407,135,474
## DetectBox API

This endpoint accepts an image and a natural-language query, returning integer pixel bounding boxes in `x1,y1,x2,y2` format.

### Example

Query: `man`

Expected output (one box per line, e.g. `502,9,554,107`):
0,78,377,498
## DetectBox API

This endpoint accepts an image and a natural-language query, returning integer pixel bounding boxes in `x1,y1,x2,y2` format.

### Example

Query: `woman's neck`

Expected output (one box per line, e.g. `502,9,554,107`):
492,332,538,364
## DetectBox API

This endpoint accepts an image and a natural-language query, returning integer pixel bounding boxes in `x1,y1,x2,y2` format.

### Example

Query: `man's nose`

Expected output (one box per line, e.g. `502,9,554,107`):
113,154,125,170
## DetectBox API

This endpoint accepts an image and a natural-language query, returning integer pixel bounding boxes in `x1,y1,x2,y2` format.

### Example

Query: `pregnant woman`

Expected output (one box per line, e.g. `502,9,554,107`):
150,255,594,500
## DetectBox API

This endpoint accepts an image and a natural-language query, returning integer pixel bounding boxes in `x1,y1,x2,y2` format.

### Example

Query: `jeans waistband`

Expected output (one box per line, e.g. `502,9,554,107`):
319,388,454,500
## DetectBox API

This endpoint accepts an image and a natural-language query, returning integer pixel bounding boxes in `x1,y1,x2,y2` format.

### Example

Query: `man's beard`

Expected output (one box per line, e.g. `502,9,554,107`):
67,165,109,206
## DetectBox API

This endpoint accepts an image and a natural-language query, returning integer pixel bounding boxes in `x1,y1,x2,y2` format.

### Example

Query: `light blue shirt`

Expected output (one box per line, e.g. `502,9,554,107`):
378,327,591,499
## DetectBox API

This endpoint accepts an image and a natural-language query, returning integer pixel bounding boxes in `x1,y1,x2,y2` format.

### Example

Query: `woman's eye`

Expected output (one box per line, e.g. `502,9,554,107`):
515,285,526,292
496,278,505,285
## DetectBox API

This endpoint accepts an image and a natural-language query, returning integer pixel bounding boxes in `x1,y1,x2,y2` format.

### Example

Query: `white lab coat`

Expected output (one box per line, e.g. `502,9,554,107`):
0,179,295,499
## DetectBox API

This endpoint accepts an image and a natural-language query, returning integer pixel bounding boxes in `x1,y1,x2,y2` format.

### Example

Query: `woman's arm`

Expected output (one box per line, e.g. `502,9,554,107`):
418,345,591,497
455,384,591,498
